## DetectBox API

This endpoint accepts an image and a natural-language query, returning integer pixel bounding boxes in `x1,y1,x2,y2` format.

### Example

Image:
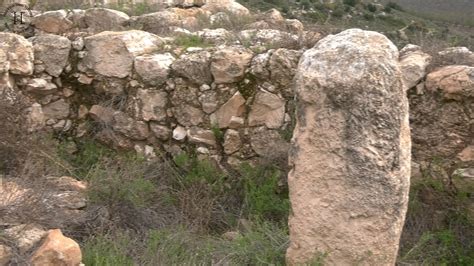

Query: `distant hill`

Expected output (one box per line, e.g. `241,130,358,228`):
381,0,474,26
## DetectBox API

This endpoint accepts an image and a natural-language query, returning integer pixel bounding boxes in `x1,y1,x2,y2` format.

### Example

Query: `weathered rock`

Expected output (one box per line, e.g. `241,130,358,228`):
4,224,47,253
25,78,57,95
250,50,272,79
399,44,431,89
0,245,12,266
30,229,82,266
32,10,73,34
134,53,175,86
211,46,253,84
31,34,71,77
84,8,130,32
150,123,171,140
0,33,34,75
212,91,246,128
425,65,474,100
239,29,299,49
248,90,285,129
112,111,150,140
223,129,241,154
172,50,213,85
287,29,410,265
173,105,204,126
437,47,474,66
210,12,231,26
269,48,302,92
187,127,217,146
249,126,288,158
137,89,168,121
81,30,164,78
89,105,115,125
43,99,70,120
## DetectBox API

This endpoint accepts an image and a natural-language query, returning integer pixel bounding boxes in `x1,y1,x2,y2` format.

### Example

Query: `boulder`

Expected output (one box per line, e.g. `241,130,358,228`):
172,50,212,85
43,99,70,120
399,44,431,89
202,0,250,16
286,29,410,265
248,90,285,129
31,10,73,34
3,224,47,253
83,8,130,33
30,229,82,266
81,30,164,78
425,65,474,100
137,89,168,122
0,33,34,75
134,53,175,86
211,46,253,84
31,34,71,77
212,91,246,128
132,10,180,35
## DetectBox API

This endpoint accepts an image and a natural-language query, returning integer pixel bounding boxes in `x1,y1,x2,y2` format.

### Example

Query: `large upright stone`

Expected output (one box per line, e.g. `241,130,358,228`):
286,29,411,265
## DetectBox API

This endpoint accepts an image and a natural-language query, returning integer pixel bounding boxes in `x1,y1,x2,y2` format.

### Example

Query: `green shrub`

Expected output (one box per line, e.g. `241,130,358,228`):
366,3,377,13
86,155,156,209
240,164,290,221
174,35,210,48
343,0,359,7
82,233,134,266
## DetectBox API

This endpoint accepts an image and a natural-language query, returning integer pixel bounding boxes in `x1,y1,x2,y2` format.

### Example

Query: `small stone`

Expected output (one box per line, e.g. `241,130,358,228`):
200,84,211,91
78,105,88,119
77,74,93,84
173,126,187,141
223,129,242,154
197,146,210,154
222,231,240,241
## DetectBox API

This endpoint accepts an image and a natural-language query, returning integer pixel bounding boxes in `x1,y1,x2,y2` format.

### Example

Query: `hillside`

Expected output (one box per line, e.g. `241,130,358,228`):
382,0,474,26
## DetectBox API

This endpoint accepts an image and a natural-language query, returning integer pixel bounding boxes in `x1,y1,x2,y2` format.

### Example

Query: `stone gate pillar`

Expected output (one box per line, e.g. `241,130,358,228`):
286,29,411,265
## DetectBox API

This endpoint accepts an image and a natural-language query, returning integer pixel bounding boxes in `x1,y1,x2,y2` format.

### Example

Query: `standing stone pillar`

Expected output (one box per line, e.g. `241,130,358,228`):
286,29,411,265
